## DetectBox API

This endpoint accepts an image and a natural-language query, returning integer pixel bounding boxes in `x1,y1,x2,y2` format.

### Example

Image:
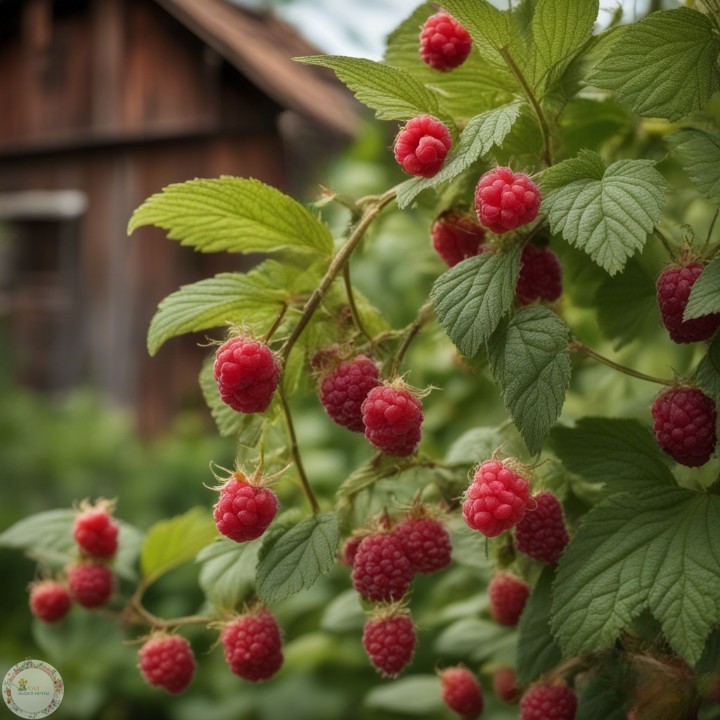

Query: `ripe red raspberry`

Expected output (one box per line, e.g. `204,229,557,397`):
463,459,531,537
394,515,452,574
138,635,196,694
394,116,452,178
29,581,72,623
362,608,416,678
488,573,530,627
68,562,114,608
361,384,423,456
214,336,281,413
341,536,362,566
221,608,284,682
319,355,380,432
520,683,577,720
514,492,569,565
439,666,484,719
352,533,414,602
651,387,717,467
431,212,487,268
493,667,520,704
419,11,472,72
73,505,119,558
475,167,541,234
657,262,720,343
213,471,278,542
516,245,562,305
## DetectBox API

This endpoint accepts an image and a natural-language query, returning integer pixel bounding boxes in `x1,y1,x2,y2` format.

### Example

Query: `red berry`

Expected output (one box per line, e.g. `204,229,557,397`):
493,667,520,704
319,355,380,432
214,336,281,413
138,635,196,694
475,167,541,234
342,536,362,566
463,459,531,537
73,506,119,558
362,609,416,678
352,533,414,602
419,11,472,72
29,581,71,623
657,262,720,343
514,492,569,565
394,115,452,178
516,245,562,305
68,562,114,608
361,384,423,456
221,608,284,682
394,516,452,574
488,573,530,627
431,212,487,268
213,472,278,542
520,683,577,720
439,666,484,719
652,387,717,467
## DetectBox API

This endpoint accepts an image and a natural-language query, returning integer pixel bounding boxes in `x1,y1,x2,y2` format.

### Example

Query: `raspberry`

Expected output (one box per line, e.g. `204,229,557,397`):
342,536,362,566
516,245,562,305
68,562,114,608
213,336,281,413
394,116,452,178
362,608,416,678
657,262,720,343
463,459,531,537
475,167,541,234
431,212,487,268
493,667,520,704
138,635,196,694
73,505,119,558
419,11,472,72
361,384,423,457
213,472,278,542
439,666,484,719
221,608,284,682
651,387,717,467
514,492,569,565
352,533,414,602
520,683,577,720
488,573,530,627
29,581,72,623
319,355,380,432
394,515,452,574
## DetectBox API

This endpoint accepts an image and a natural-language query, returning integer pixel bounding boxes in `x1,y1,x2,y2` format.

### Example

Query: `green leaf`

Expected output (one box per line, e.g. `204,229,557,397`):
365,676,444,716
540,149,605,193
589,8,720,121
256,512,339,604
684,257,720,321
196,539,260,609
552,487,720,664
128,177,333,256
487,307,570,455
697,334,720,399
576,670,629,720
431,245,522,358
434,617,515,662
321,589,365,633
140,507,217,583
667,127,720,204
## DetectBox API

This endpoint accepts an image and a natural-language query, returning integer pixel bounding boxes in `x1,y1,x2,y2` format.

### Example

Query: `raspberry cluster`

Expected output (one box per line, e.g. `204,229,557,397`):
394,115,452,178
138,635,196,694
361,384,423,456
431,212,487,268
475,167,541,234
213,471,279,542
221,608,284,682
393,515,452,575
488,573,530,627
362,608,416,678
520,683,577,720
319,354,380,432
516,245,563,305
29,581,72,623
439,666,484,719
352,533,414,603
419,11,472,71
68,562,114,608
74,504,119,558
514,491,569,565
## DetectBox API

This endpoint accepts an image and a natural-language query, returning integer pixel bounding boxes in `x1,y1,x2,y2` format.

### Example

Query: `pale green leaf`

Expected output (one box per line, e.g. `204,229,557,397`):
197,539,260,609
684,257,720,321
540,149,605,193
667,127,720,204
365,676,444,715
434,617,515,662
321,589,365,633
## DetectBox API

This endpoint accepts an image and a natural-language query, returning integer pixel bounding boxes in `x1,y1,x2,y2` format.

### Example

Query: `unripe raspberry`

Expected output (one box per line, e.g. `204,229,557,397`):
651,386,717,467
657,262,720,343
419,11,472,72
214,336,281,413
362,608,416,678
520,683,577,720
138,634,196,694
431,212,487,268
352,533,414,602
488,573,530,627
514,492,569,565
319,355,380,432
475,167,541,234
73,505,119,558
394,115,452,178
463,459,531,537
29,581,72,623
516,245,562,305
221,608,284,682
394,515,452,574
439,666,484,719
68,562,114,608
493,667,520,704
213,471,278,542
361,384,423,457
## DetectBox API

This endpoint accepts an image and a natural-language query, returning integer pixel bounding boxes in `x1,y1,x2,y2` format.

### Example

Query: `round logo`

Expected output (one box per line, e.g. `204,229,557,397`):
3,660,63,719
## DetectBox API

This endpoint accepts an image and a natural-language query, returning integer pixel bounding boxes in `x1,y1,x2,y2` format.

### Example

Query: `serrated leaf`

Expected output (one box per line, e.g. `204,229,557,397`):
552,487,720,664
196,539,260,609
487,307,570,455
128,177,333,256
365,676,444,715
431,246,522,358
684,257,720,321
540,149,605,193
256,512,339,604
667,127,720,204
589,8,720,121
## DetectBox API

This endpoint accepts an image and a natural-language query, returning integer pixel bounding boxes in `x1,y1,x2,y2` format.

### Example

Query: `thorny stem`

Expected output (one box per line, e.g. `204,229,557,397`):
264,302,288,343
342,263,374,345
570,342,674,386
654,227,676,258
389,302,435,377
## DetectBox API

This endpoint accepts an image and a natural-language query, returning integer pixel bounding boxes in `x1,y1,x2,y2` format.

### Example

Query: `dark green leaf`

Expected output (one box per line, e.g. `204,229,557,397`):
667,127,720,204
684,257,720,321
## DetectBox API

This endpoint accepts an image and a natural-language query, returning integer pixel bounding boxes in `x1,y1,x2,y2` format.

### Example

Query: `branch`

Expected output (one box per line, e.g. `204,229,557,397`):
570,342,674,386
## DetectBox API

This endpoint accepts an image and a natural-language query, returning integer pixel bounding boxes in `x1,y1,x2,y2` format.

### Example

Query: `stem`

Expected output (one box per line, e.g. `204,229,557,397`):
654,227,676,258
128,586,212,629
570,342,674,386
390,302,434,377
705,207,720,250
264,302,288,343
342,263,374,345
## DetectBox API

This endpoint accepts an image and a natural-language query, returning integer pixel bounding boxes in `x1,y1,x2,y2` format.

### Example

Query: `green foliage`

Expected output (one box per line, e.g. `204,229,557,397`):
668,127,720,204
685,257,720,320
196,539,260,610
364,676,443,716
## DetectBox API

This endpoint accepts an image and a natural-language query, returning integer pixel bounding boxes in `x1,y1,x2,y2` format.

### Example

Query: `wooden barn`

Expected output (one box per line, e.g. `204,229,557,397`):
0,0,357,434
